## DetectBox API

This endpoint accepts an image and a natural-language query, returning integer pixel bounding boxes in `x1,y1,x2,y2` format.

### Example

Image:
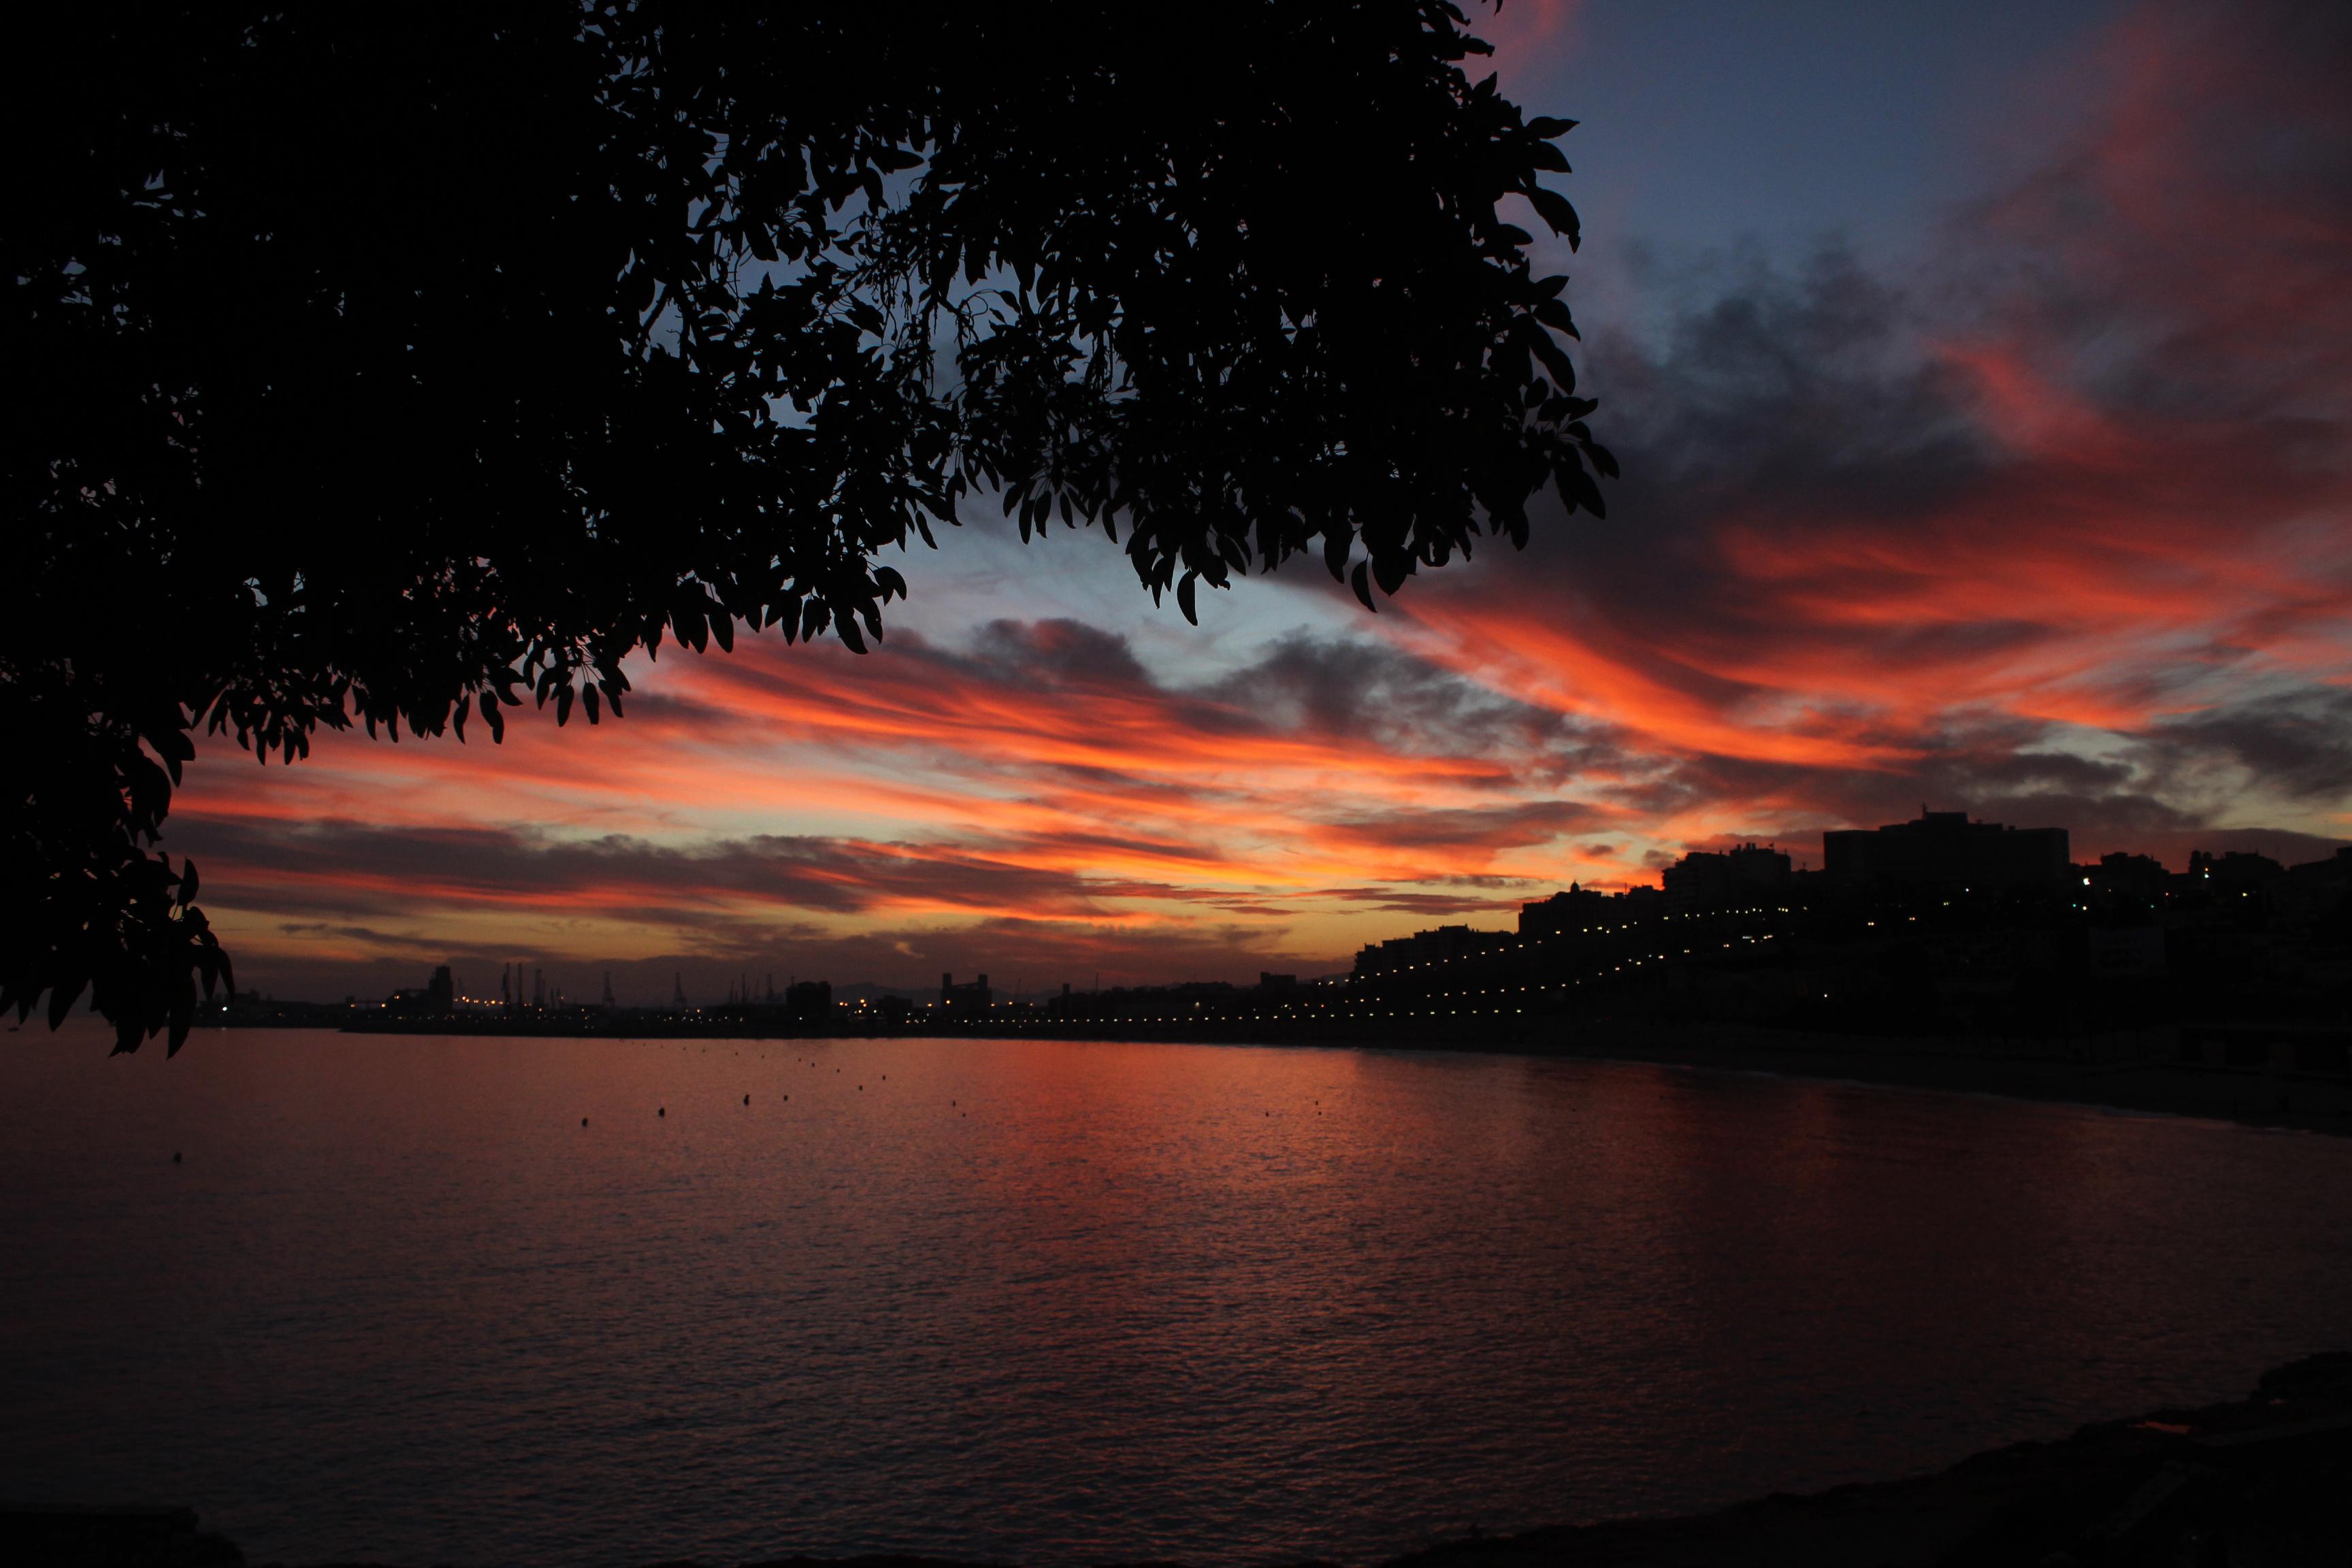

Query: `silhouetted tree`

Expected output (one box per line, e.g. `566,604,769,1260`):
4,3,1611,1050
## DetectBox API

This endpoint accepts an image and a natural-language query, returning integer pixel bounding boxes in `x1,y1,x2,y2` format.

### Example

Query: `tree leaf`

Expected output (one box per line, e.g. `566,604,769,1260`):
1526,185,1582,245
10,5,1609,1054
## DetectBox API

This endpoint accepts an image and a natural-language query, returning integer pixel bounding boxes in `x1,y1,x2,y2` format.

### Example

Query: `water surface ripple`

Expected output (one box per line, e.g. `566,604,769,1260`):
5,1028,2350,1566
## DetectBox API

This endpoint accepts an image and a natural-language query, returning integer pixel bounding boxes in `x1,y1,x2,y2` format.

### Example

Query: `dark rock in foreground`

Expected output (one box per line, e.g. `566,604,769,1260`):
0,1505,242,1567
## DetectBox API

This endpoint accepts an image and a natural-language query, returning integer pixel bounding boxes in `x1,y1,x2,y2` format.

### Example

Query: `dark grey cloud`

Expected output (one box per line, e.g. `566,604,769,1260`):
1390,6,2352,853
1199,632,1588,765
2146,687,2352,803
1313,887,1527,916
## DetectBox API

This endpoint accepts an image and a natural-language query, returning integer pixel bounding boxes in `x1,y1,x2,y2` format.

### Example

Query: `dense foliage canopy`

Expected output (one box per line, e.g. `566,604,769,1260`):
3,2,1610,1050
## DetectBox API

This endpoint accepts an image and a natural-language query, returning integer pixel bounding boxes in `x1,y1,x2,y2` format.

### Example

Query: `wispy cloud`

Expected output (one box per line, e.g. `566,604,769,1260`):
1400,0,2352,853
169,1,2351,997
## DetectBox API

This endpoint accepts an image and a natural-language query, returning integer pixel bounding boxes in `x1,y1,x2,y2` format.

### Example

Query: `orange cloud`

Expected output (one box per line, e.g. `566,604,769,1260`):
162,1,2352,996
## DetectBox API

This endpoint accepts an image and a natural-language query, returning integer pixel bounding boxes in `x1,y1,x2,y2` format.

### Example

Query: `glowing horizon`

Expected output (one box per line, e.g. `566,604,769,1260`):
164,1,2352,1002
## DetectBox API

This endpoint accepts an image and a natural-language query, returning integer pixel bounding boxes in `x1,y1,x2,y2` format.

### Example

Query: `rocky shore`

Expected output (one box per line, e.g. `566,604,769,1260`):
16,1354,2350,1567
1385,1352,2352,1567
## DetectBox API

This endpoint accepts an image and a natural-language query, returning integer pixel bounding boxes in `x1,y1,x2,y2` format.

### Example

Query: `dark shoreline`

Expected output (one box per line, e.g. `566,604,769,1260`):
20,1354,2350,1567
1541,1020,2352,1139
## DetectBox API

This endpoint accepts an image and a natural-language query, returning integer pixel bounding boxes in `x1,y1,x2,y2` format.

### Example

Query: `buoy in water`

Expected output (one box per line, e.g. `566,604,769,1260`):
743,1094,751,1105
581,1117,589,1126
172,1152,182,1164
658,1107,666,1117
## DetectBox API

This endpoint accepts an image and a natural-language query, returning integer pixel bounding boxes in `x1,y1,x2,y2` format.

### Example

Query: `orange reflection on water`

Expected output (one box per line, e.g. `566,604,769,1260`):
9,1027,2352,1567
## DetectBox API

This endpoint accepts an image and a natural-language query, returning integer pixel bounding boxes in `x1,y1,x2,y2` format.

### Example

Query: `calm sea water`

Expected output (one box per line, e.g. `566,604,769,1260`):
4,1026,2351,1567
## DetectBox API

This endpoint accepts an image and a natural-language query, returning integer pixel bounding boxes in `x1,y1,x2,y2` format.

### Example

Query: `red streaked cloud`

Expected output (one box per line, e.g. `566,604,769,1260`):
1400,0,2352,852
165,1,2351,1000
172,620,1637,996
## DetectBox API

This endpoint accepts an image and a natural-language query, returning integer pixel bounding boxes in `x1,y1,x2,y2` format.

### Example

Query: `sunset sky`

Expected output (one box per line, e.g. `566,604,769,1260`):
169,0,2352,1002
